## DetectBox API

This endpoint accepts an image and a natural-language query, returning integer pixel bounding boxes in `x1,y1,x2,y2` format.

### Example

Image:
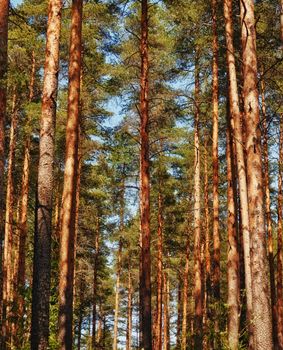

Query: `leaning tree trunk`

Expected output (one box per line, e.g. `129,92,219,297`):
31,0,62,348
240,0,273,348
58,0,82,347
139,0,152,349
223,0,254,346
226,115,240,350
193,60,203,349
2,93,17,348
0,0,9,332
277,116,283,349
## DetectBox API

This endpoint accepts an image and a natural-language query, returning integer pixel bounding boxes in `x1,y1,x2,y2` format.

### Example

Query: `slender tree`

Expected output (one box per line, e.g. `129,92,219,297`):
0,0,9,337
139,0,152,348
240,0,273,347
31,0,62,347
223,0,254,345
58,0,83,346
277,116,283,349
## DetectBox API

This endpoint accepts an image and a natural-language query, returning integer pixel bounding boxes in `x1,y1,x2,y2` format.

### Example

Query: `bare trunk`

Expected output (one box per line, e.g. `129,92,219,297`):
0,0,9,333
176,279,182,349
139,1,152,349
181,238,189,350
193,61,202,348
163,272,170,350
277,116,283,349
113,240,122,350
58,0,82,347
31,0,62,347
126,269,132,350
240,1,273,348
226,116,240,350
260,76,277,347
203,139,210,350
211,0,220,310
2,93,17,348
223,0,254,346
154,191,163,350
92,217,100,349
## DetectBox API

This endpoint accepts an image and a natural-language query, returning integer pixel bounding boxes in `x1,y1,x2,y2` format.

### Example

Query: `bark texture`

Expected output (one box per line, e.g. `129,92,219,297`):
139,0,152,348
241,0,273,348
224,0,254,346
58,0,82,346
31,0,62,347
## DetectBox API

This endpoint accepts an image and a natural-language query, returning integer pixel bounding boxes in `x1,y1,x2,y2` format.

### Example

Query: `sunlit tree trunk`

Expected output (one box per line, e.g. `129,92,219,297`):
58,0,82,347
226,115,240,350
31,0,62,347
223,0,254,346
0,0,9,332
277,116,283,349
2,93,17,348
260,75,277,347
193,59,202,348
240,0,273,348
139,1,152,349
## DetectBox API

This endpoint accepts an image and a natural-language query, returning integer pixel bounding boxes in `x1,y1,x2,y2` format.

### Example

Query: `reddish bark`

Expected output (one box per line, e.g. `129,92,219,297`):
139,0,152,348
58,0,82,346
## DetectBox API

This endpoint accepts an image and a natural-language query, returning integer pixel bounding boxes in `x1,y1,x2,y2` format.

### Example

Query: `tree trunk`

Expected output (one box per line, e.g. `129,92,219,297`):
58,0,82,346
2,93,17,348
13,51,36,348
211,0,220,310
0,0,9,333
163,272,170,350
31,0,62,347
176,279,182,349
154,190,163,350
113,240,122,350
240,0,273,348
277,116,283,349
92,217,100,349
181,238,189,350
139,1,152,349
193,60,202,348
223,0,254,346
203,138,211,350
226,115,240,350
260,75,277,347
126,269,132,350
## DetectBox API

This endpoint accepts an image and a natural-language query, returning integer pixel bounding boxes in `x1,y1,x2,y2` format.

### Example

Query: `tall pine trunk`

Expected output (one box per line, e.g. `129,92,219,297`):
181,238,189,350
163,272,170,350
92,217,100,349
154,190,163,350
223,0,254,346
139,0,152,348
0,0,9,332
126,268,132,350
58,0,82,346
2,93,17,348
193,59,202,348
113,239,122,350
277,116,283,349
31,0,62,347
226,115,240,350
240,0,273,347
260,75,277,347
